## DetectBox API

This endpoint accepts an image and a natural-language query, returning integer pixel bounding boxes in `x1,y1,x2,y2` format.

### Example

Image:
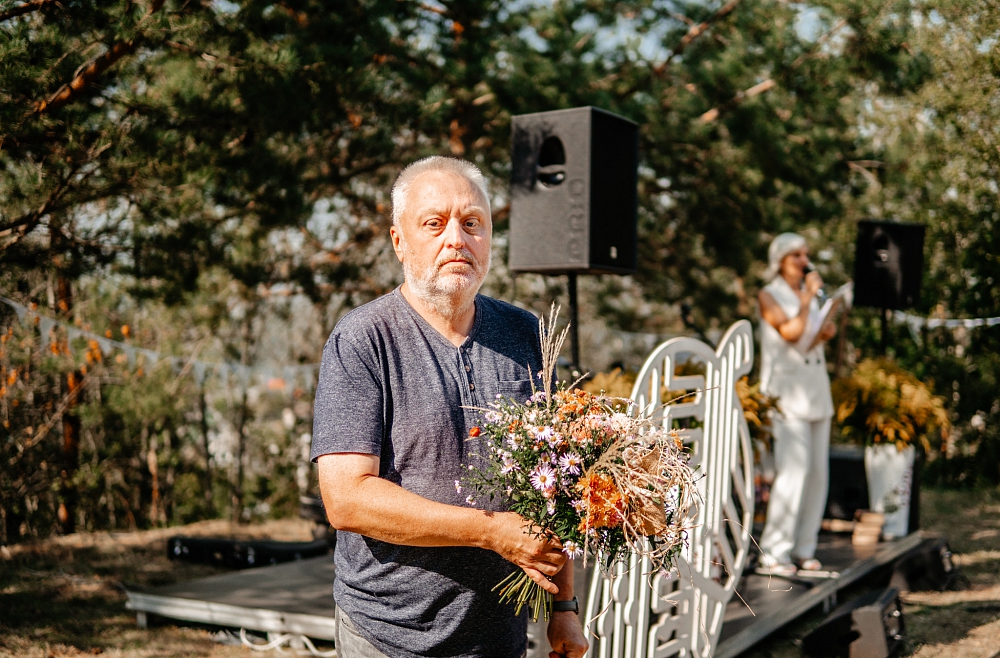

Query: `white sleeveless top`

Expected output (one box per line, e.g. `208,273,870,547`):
759,277,834,420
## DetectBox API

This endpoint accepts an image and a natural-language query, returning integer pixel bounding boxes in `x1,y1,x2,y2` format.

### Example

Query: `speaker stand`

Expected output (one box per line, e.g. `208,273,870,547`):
567,273,581,374
880,307,889,355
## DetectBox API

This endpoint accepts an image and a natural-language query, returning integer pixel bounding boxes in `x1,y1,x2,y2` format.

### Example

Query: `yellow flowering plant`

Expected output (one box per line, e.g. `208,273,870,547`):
831,358,950,452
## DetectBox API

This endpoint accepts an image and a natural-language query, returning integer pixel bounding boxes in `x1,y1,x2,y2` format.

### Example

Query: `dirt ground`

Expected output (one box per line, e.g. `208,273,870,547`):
0,519,318,658
1,489,998,657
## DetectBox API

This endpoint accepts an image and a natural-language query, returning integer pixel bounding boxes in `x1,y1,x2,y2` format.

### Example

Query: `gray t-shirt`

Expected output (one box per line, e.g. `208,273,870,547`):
311,289,542,658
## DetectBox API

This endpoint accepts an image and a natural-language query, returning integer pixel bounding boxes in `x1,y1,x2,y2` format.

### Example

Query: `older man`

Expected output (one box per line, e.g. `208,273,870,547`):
312,156,588,658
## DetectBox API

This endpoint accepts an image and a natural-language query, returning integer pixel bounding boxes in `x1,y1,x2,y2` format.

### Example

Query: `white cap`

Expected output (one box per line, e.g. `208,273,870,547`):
764,232,807,281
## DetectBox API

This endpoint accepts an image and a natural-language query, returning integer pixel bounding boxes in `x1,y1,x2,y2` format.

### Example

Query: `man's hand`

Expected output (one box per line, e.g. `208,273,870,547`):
548,611,588,658
818,320,837,342
486,512,567,594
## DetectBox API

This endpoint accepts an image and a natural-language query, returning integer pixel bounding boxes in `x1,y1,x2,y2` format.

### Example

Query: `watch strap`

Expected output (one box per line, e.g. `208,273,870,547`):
552,596,579,614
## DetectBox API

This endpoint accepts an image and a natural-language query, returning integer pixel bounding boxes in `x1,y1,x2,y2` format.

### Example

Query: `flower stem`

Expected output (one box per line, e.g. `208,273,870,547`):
492,571,553,622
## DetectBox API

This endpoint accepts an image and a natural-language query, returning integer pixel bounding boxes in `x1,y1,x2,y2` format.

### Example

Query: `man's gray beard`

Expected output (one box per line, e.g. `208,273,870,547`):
400,245,491,319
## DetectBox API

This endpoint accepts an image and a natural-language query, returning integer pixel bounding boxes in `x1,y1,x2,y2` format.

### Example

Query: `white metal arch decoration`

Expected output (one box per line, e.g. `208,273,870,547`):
584,320,756,658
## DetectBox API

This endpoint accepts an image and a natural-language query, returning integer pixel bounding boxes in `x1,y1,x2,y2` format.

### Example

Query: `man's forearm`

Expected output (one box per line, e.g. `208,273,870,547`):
321,468,494,549
317,453,569,594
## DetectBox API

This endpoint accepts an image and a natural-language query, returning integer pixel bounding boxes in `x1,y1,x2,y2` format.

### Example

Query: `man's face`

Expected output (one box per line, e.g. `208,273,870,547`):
390,170,492,310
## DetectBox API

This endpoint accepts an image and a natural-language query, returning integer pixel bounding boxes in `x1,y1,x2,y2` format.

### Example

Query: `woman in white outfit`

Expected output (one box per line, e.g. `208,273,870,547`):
757,233,837,575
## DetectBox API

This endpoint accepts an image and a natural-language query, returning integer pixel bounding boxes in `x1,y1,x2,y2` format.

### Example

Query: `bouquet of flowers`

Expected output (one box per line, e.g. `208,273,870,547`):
464,307,697,622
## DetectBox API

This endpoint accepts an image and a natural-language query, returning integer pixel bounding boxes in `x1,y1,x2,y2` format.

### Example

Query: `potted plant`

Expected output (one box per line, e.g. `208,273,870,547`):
831,358,950,538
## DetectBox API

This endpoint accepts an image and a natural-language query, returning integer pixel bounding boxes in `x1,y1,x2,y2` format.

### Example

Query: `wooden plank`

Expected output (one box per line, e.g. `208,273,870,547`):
714,532,925,658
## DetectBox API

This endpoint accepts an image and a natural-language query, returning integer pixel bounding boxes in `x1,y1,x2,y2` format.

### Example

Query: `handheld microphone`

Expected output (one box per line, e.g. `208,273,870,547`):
803,263,827,304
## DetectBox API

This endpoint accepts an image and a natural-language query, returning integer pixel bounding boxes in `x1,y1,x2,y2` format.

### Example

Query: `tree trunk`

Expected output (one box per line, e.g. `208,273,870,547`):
198,385,214,513
232,386,249,523
56,272,80,535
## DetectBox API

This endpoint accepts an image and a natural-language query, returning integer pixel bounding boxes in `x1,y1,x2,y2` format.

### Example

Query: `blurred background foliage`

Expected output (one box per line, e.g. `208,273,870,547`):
1,0,998,542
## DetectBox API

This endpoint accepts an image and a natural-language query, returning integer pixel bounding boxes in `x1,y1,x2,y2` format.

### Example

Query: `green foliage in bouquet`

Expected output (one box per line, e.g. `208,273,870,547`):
832,358,950,452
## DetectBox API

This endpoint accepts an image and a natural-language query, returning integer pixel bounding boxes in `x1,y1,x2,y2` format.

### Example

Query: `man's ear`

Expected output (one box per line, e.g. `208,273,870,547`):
389,224,405,263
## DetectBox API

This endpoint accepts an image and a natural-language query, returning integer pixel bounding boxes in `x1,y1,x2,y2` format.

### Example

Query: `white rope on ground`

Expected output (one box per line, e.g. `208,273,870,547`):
239,628,337,657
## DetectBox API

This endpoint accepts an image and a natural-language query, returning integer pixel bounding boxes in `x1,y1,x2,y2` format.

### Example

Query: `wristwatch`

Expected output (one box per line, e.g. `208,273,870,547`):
552,596,579,614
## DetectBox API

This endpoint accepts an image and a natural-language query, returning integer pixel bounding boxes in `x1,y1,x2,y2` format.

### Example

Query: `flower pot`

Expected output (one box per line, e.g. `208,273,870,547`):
864,444,915,539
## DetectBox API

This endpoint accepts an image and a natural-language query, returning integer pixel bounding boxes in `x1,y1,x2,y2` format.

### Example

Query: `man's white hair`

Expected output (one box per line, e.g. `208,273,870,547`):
391,156,490,227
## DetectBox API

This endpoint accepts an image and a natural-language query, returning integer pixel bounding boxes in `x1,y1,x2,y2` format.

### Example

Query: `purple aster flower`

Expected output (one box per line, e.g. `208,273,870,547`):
559,452,583,476
530,464,557,492
500,455,519,475
534,426,555,444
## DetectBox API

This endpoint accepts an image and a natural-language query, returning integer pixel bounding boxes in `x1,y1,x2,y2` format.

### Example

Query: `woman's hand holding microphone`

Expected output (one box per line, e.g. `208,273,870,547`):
801,266,837,343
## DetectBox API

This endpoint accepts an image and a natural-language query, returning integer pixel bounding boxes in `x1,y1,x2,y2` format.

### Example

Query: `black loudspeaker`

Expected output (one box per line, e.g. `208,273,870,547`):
509,106,638,275
802,588,904,658
826,445,870,520
890,537,962,592
854,221,925,310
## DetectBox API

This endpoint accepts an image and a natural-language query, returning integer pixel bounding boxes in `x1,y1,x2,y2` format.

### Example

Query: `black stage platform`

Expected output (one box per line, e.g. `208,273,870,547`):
126,531,925,656
715,531,923,657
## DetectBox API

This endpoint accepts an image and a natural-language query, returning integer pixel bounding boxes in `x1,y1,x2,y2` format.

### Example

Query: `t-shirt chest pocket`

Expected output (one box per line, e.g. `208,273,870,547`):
495,379,535,405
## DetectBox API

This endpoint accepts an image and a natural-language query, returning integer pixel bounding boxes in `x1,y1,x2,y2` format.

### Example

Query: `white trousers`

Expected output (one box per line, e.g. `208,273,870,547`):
759,416,831,565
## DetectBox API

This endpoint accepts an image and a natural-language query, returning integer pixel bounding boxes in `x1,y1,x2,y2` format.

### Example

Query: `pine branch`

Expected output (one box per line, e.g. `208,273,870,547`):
0,0,57,23
692,15,848,126
671,0,741,60
620,0,742,101
31,0,166,116
697,78,774,123
32,40,136,115
0,176,68,247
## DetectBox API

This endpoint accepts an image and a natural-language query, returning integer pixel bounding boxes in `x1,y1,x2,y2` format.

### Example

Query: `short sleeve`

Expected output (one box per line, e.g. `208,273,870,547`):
310,333,384,461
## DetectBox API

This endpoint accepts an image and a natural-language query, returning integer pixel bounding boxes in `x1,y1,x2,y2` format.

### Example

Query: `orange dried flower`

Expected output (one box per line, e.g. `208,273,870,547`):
469,426,481,438
577,472,627,531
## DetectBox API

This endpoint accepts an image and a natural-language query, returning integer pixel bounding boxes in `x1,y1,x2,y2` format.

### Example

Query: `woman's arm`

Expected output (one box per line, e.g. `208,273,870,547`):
759,272,823,343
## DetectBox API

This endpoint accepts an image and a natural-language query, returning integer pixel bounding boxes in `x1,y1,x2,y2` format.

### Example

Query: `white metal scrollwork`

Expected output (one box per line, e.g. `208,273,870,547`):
584,321,756,658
